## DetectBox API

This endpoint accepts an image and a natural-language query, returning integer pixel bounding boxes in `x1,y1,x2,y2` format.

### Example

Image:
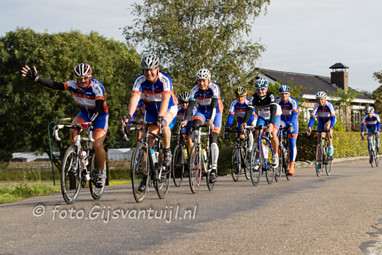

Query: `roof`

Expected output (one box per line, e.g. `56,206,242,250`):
329,63,349,69
256,68,372,100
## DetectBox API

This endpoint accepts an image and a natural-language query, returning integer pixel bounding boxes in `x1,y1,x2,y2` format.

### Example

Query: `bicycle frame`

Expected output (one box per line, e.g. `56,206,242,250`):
54,121,104,204
311,130,332,177
248,125,276,186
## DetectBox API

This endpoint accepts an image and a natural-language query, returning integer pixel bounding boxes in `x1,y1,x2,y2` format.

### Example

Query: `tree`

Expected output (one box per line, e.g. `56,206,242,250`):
123,0,270,95
373,70,382,114
0,28,141,165
329,88,358,131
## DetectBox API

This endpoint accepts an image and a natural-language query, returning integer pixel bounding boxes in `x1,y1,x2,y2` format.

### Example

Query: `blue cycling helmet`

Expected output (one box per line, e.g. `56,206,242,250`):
279,85,290,93
254,78,268,88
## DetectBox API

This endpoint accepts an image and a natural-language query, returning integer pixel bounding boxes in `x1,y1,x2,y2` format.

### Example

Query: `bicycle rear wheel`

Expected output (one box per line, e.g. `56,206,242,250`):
249,142,262,186
243,147,250,180
231,146,240,182
89,152,105,200
189,144,202,194
325,156,333,176
275,146,283,182
61,146,81,204
265,145,275,184
172,145,185,187
206,159,216,191
315,144,323,177
131,143,148,203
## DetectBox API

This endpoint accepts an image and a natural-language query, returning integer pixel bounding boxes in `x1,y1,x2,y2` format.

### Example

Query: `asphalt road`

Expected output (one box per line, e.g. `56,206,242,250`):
1,158,382,255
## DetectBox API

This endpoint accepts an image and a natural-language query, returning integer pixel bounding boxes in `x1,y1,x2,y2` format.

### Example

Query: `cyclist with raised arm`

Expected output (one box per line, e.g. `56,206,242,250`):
122,53,177,192
361,106,380,158
226,86,257,153
181,68,224,183
21,63,109,188
242,78,282,168
276,85,299,175
307,91,336,162
169,92,197,151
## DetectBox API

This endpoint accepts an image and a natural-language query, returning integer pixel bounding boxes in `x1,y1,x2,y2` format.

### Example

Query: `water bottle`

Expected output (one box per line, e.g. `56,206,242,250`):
184,148,188,159
202,149,207,172
263,144,269,159
151,149,158,164
80,150,88,166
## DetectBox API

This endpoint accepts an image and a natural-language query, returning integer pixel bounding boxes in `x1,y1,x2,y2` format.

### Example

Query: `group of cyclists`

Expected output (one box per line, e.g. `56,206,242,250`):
21,53,380,191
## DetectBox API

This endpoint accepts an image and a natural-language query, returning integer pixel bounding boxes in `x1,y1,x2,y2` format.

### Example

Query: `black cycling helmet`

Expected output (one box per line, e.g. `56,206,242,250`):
234,86,247,97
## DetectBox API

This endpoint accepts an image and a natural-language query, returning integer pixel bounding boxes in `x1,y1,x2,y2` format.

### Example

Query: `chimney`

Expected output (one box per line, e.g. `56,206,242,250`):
329,63,349,92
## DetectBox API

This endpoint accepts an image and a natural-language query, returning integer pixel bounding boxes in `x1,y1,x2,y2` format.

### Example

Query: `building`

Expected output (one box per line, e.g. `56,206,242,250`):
255,63,374,131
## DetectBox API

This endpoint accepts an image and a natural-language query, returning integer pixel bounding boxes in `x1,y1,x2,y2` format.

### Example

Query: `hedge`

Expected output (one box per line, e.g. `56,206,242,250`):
218,132,369,176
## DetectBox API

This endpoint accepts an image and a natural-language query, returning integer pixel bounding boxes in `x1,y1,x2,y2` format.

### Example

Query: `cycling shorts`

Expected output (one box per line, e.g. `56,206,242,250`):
75,112,109,135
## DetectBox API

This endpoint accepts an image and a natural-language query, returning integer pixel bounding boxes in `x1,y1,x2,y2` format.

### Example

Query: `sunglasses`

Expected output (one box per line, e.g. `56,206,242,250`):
256,88,266,91
77,76,89,80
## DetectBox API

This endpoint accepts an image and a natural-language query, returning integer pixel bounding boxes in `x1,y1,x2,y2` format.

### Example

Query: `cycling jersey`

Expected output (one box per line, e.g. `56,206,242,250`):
63,78,108,118
308,101,336,129
189,83,224,115
169,104,197,130
226,98,257,128
275,96,298,124
246,91,281,124
361,113,381,132
132,72,177,114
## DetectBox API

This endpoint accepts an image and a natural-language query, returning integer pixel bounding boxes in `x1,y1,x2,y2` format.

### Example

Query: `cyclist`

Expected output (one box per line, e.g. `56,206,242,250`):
169,92,197,152
361,106,380,158
242,77,282,168
122,53,177,192
307,91,336,163
181,68,224,182
21,63,109,188
276,85,299,175
225,86,257,154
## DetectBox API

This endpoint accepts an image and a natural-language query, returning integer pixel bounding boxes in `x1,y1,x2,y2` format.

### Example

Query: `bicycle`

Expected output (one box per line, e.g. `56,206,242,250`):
189,124,215,193
311,130,333,177
223,127,250,182
248,125,277,186
362,132,379,167
275,126,290,182
53,121,105,204
171,124,191,187
125,120,171,203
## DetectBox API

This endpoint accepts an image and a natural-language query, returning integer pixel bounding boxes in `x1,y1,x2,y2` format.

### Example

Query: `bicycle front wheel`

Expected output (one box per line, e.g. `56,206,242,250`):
231,146,240,182
189,144,202,194
89,152,105,200
131,143,148,203
61,146,81,204
249,142,262,186
172,145,185,187
155,146,170,199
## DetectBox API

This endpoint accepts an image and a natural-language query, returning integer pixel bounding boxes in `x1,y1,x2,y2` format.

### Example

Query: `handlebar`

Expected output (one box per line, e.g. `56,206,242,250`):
53,122,94,142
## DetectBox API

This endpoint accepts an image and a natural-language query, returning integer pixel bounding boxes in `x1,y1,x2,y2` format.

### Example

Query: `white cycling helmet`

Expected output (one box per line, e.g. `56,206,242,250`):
178,92,190,103
141,54,160,69
367,106,374,114
315,91,327,99
74,63,92,77
196,68,211,80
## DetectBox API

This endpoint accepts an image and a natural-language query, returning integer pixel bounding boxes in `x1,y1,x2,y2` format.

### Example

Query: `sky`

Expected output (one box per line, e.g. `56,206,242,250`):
1,0,382,93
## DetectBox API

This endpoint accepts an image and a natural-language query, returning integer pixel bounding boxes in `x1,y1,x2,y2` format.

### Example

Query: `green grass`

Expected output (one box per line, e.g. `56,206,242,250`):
0,162,131,204
0,183,61,204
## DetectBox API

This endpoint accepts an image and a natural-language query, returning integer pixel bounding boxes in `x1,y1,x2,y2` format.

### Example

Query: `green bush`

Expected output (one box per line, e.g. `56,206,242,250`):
218,132,369,175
